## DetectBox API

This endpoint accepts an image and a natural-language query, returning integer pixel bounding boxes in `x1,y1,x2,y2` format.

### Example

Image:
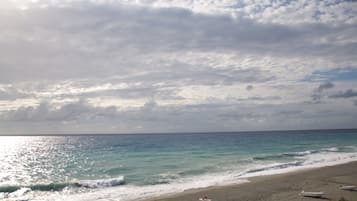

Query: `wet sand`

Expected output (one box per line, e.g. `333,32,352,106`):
147,161,357,201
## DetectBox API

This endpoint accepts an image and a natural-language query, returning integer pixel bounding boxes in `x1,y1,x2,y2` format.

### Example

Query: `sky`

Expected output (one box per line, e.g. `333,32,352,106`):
0,0,357,134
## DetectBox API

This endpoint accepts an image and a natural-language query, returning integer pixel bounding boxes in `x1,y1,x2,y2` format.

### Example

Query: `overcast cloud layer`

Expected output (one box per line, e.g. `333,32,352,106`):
0,0,357,134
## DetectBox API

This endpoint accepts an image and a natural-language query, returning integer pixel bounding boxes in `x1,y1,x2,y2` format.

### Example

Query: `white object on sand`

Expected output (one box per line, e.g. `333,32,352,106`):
340,185,356,190
300,190,324,198
198,197,212,201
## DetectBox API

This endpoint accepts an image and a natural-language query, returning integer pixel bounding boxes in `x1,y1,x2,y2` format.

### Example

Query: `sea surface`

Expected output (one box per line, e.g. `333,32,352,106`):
1,129,357,201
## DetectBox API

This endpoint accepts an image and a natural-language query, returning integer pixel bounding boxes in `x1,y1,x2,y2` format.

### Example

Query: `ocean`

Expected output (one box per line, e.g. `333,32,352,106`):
1,129,357,201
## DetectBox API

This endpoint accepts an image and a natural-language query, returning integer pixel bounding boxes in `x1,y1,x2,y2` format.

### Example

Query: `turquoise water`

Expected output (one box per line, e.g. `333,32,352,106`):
1,129,357,201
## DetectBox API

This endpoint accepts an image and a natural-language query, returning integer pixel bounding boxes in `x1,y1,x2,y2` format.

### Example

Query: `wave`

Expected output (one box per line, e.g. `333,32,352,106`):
245,161,303,174
243,147,357,178
143,173,184,185
0,183,76,193
252,147,342,161
78,176,125,188
0,176,125,193
252,151,310,161
153,173,181,184
321,147,339,152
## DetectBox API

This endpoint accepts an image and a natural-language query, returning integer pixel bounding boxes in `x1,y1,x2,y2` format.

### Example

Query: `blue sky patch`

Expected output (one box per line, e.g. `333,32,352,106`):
303,68,357,82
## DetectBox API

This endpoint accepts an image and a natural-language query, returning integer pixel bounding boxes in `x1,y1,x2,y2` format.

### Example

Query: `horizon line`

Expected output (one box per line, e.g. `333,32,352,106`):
0,128,356,136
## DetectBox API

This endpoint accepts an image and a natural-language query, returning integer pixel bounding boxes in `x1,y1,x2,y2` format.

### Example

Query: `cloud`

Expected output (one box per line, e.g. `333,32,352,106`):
2,100,118,122
0,0,357,134
6,0,357,25
311,82,336,102
317,82,334,92
330,89,357,98
1,99,357,134
0,3,356,83
246,85,253,91
0,86,28,100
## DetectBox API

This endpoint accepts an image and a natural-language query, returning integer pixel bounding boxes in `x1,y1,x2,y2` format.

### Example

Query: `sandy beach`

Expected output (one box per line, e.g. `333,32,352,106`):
147,161,357,201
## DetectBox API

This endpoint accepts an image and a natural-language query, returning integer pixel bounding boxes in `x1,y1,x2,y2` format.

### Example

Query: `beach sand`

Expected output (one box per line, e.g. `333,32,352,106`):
147,161,357,201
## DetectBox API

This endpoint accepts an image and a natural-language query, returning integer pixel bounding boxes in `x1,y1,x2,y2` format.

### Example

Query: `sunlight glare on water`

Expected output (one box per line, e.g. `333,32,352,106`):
0,137,31,185
0,136,78,186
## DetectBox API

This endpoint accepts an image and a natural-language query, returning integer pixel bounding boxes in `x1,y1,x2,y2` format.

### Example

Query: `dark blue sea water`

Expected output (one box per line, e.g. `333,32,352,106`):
1,129,357,201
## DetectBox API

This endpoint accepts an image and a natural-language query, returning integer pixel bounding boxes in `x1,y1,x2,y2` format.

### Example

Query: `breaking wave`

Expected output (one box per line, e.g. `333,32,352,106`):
253,147,342,161
0,176,125,193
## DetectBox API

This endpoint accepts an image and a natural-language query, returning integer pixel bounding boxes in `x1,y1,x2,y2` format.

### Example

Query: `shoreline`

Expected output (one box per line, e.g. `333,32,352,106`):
145,161,357,201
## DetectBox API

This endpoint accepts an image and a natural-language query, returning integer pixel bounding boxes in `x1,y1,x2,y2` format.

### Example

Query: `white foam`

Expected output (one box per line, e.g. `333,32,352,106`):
55,172,249,201
322,147,339,152
242,149,357,178
11,171,248,201
78,176,125,188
